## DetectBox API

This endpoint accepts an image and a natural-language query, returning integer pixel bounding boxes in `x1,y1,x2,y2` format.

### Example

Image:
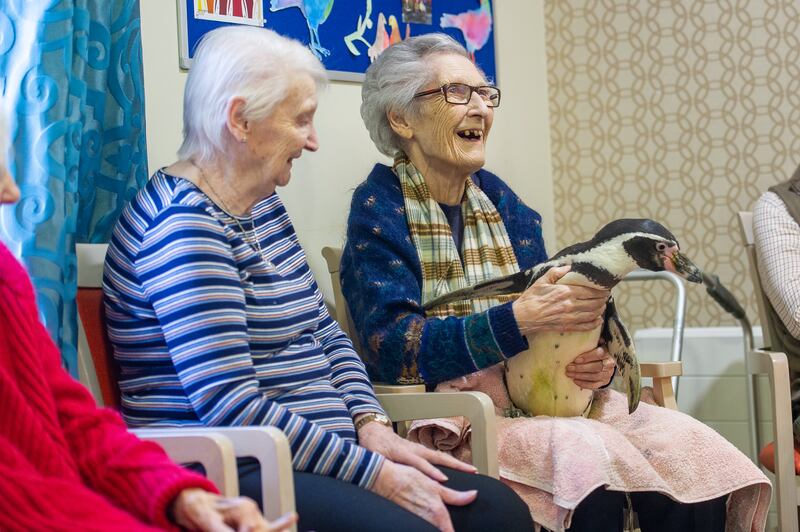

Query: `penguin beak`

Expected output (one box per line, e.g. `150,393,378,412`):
662,245,703,283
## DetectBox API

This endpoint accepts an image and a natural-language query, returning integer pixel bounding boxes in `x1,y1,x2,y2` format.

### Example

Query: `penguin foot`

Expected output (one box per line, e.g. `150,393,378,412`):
504,406,531,418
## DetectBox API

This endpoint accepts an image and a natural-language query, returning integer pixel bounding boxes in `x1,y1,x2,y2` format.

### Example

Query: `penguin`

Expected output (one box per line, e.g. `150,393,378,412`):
423,219,703,416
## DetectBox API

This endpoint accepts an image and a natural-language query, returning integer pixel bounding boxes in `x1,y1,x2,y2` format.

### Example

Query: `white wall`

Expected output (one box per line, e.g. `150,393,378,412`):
139,0,555,301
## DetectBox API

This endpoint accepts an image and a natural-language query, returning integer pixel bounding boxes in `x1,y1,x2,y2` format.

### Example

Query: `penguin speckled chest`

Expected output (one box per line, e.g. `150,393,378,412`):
423,219,703,417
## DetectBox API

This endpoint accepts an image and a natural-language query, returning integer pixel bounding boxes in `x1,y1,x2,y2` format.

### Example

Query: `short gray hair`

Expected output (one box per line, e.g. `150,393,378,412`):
361,33,473,158
179,26,327,164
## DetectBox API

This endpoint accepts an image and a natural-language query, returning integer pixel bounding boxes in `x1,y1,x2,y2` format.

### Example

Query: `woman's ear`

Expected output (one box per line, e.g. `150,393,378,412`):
226,97,249,144
387,109,414,140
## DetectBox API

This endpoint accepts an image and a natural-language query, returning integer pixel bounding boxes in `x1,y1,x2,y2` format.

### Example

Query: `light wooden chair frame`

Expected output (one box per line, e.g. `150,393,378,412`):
322,246,498,477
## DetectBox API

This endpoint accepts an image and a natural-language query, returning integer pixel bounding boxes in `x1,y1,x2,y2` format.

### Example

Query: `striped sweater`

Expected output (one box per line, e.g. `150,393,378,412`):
103,171,385,488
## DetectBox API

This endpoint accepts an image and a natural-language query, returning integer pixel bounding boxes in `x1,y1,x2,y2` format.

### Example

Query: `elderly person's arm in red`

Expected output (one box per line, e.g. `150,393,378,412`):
0,134,288,532
0,242,219,530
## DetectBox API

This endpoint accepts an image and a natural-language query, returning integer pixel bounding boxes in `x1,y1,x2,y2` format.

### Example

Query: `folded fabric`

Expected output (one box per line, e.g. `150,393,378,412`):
412,415,469,452
408,364,771,532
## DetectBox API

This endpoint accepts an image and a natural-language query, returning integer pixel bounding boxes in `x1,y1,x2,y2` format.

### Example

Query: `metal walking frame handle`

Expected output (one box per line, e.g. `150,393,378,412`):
622,270,688,399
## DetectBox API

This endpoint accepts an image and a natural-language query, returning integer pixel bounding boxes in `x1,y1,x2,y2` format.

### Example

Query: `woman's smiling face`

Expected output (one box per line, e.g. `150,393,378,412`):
400,53,494,181
243,72,319,195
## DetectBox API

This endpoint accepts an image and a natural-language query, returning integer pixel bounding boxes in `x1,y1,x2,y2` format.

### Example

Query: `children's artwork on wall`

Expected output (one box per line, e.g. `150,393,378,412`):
402,0,432,25
193,0,265,26
177,0,496,82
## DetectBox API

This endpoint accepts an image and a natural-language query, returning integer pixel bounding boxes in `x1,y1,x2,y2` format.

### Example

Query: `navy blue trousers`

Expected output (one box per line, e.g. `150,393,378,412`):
236,458,533,531
192,459,725,531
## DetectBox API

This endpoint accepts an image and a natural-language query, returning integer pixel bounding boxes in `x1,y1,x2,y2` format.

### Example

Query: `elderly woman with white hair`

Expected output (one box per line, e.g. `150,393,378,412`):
103,26,533,532
340,34,771,531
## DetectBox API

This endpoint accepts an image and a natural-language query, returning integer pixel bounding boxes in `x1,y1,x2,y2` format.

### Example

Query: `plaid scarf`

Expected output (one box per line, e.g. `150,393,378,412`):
394,156,520,318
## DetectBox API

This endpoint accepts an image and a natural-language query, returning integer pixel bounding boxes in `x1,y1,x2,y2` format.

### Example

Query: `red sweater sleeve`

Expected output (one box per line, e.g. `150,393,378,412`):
45,343,218,528
0,442,165,532
0,245,216,529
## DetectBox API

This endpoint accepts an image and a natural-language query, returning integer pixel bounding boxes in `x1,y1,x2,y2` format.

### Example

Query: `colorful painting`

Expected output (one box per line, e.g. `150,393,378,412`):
177,0,496,82
193,0,265,26
440,0,491,61
402,0,432,25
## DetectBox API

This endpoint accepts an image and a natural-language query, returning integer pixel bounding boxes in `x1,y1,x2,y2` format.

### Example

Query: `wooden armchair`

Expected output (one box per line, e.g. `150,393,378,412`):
322,246,497,477
75,243,296,525
737,211,799,532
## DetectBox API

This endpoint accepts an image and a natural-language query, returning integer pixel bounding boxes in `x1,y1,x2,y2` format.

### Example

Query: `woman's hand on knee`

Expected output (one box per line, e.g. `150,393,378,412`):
358,422,477,481
372,460,477,532
170,488,297,532
512,265,609,336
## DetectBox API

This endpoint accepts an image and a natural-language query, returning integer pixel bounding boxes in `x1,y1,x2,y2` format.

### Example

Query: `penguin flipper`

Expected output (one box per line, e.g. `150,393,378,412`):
601,296,641,413
423,268,539,311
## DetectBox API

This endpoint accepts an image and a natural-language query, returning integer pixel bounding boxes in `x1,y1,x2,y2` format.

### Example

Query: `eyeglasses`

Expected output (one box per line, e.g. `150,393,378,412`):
412,83,501,108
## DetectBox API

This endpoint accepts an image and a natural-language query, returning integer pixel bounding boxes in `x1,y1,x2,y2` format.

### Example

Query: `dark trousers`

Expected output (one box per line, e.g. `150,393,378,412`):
237,458,534,532
566,487,727,532
195,460,725,532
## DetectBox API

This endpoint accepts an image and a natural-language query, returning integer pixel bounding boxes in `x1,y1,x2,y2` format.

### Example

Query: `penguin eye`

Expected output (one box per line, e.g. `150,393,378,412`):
655,242,668,252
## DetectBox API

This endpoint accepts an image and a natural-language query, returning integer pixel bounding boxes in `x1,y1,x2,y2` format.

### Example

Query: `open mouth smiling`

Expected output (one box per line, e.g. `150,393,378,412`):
457,128,483,141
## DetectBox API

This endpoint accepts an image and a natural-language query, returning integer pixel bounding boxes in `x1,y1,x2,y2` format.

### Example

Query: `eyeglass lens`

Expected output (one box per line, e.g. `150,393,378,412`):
444,83,500,107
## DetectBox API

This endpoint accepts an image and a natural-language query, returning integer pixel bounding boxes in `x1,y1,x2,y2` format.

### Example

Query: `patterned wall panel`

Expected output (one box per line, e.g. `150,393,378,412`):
544,0,800,329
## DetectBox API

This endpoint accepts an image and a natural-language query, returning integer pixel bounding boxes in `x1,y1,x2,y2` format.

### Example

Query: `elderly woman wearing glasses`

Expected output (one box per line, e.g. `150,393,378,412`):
339,34,768,531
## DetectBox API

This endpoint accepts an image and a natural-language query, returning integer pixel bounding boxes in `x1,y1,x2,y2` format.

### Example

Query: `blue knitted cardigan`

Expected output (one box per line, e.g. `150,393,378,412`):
341,163,548,385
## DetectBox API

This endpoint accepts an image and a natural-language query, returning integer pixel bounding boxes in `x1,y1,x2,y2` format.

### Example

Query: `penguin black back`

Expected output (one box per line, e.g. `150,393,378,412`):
551,219,679,261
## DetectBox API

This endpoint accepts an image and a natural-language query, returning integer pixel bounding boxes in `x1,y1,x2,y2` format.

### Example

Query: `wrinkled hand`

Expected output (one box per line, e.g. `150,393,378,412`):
372,460,477,532
170,488,297,532
512,265,609,336
565,345,615,389
357,420,477,481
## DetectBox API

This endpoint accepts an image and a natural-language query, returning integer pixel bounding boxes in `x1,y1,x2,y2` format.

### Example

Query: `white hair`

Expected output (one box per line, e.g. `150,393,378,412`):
178,26,327,164
361,33,473,158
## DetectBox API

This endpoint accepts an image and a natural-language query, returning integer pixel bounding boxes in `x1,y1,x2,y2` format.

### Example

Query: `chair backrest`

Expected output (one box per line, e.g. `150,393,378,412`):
321,246,364,355
321,247,429,395
737,211,779,349
76,243,120,409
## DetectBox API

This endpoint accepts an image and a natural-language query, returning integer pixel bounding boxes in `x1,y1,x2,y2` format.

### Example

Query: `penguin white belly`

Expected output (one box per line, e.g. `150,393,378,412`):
505,324,602,417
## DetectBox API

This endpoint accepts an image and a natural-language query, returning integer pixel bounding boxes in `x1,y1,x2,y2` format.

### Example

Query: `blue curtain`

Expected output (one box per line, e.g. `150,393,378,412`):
0,0,148,375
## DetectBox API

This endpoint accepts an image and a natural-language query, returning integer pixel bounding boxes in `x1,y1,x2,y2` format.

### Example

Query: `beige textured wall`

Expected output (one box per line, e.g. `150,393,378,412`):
544,1,800,329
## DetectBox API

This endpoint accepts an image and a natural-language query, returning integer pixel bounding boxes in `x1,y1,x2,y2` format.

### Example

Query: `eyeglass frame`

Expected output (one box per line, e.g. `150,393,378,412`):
412,82,501,108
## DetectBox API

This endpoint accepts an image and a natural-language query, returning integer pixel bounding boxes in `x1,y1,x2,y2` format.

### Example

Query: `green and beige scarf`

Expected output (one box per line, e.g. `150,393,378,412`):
394,155,520,319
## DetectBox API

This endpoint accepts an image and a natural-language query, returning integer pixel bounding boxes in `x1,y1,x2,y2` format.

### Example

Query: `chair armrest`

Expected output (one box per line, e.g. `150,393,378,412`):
208,427,295,524
132,429,239,497
377,391,498,478
373,383,427,394
641,362,682,410
640,362,682,378
746,348,791,377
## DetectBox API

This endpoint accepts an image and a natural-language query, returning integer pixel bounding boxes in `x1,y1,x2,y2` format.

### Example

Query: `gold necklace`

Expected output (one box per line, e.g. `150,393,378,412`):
192,161,267,261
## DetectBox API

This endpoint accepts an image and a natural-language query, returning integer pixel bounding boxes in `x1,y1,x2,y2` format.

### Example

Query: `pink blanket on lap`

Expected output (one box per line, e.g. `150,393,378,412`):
408,365,770,532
